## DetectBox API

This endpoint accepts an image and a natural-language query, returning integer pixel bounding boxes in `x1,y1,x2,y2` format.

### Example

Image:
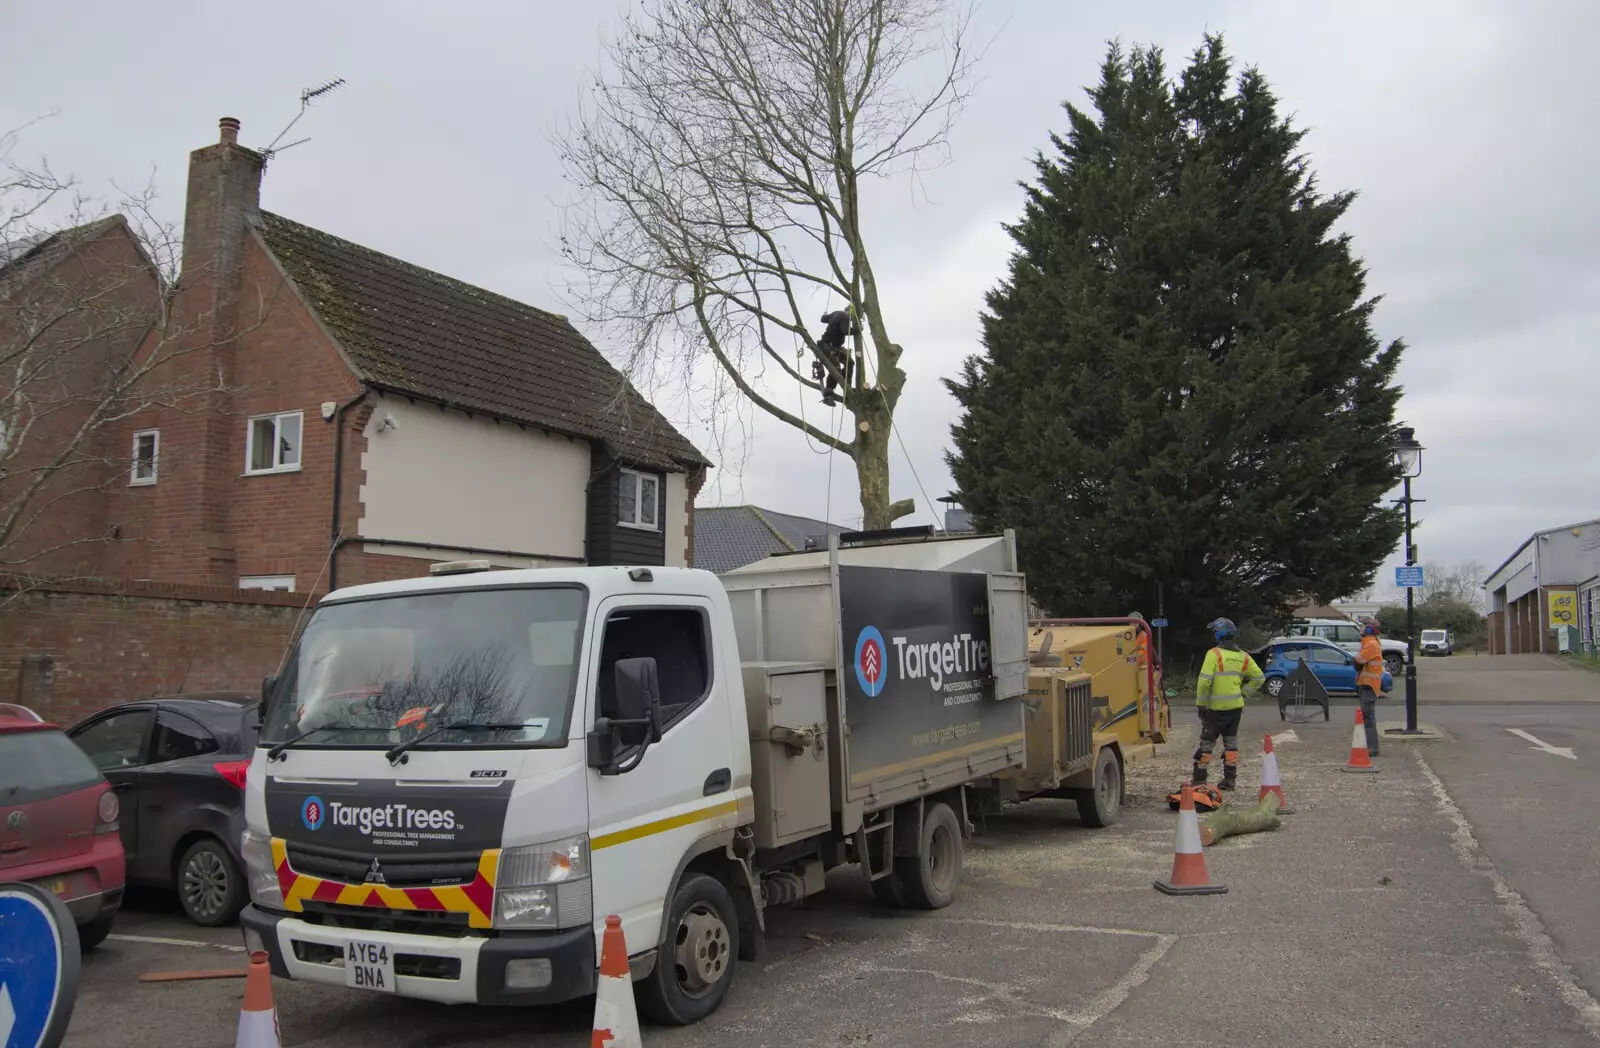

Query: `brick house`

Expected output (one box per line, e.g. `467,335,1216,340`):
0,216,165,575
34,117,709,594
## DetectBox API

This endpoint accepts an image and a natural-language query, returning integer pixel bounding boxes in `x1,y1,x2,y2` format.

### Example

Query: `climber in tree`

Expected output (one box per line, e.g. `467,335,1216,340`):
814,307,859,406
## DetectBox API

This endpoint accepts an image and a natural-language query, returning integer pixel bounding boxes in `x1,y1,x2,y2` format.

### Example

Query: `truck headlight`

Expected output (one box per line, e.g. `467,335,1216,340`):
241,829,284,910
495,835,592,930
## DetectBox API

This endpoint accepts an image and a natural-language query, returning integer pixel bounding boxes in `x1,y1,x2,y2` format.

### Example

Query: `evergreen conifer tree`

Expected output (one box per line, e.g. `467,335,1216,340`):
947,36,1404,658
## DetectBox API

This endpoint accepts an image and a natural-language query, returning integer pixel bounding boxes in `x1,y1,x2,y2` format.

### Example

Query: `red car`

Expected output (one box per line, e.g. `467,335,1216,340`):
0,703,126,948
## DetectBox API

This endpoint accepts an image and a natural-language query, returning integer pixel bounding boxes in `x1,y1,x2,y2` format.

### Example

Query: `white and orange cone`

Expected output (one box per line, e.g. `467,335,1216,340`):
1259,734,1294,814
1342,708,1380,773
591,915,641,1048
235,951,281,1048
1154,783,1228,896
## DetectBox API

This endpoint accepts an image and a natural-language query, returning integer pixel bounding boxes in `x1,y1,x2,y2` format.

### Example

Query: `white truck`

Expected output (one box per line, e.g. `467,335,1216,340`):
239,530,1030,1024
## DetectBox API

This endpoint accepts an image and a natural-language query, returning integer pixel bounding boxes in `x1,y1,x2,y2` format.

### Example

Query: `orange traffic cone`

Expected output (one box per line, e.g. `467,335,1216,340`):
591,916,641,1048
1342,708,1380,774
1258,734,1294,814
235,951,281,1048
1154,783,1228,896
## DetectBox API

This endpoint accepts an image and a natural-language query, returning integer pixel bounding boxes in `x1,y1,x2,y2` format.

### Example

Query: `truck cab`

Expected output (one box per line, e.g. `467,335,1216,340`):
241,564,758,1022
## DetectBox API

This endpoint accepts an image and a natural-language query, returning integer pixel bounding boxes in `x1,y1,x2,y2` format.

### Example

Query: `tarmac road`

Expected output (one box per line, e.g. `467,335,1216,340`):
60,655,1600,1047
1410,655,1600,1014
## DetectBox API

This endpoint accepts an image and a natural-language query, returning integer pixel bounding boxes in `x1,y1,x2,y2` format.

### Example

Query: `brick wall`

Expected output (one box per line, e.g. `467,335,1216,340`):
0,221,163,577
101,231,362,590
685,468,706,568
0,577,306,725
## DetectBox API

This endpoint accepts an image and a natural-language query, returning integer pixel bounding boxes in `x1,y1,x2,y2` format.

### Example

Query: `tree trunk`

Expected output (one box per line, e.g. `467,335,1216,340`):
853,389,912,531
1199,795,1282,847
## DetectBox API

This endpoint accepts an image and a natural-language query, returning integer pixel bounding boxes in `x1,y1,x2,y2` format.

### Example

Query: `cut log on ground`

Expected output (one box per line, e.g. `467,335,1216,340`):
1200,796,1283,846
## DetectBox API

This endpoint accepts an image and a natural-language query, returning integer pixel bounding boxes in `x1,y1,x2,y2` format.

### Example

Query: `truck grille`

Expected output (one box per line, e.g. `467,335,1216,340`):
297,899,472,938
285,840,482,888
1062,677,1094,768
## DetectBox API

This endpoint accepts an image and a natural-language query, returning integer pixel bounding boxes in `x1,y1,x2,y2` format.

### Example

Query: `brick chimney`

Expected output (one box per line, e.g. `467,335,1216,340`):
153,118,267,586
180,117,263,321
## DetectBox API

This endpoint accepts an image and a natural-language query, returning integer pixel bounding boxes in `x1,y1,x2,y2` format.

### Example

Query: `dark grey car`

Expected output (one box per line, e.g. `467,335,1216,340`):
67,693,256,926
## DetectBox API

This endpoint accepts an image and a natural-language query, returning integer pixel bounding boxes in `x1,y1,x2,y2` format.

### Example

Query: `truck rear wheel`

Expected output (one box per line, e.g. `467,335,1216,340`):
1071,747,1123,828
894,801,961,910
637,873,739,1026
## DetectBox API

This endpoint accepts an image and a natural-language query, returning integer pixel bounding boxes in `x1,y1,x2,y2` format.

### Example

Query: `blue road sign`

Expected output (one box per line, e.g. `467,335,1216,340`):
0,881,81,1048
1151,617,1169,629
1395,565,1425,589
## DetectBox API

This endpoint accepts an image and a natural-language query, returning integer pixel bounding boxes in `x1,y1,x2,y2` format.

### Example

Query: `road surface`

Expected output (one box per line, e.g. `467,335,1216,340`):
1411,654,1600,1009
56,654,1600,1047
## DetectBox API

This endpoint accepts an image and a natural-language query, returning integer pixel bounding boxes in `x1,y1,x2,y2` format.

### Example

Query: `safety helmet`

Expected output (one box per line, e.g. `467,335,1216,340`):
1362,619,1381,637
1207,617,1237,641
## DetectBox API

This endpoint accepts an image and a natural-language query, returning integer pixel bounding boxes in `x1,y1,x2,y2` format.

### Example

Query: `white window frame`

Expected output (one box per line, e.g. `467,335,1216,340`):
238,575,295,593
618,468,661,531
245,411,304,475
129,429,159,486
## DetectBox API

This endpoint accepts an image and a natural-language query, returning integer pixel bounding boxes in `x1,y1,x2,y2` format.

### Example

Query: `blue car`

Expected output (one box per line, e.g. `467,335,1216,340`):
1257,637,1393,700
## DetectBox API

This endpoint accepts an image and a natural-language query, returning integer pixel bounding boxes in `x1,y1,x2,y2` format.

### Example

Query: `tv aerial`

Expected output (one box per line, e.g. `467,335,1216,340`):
259,78,347,162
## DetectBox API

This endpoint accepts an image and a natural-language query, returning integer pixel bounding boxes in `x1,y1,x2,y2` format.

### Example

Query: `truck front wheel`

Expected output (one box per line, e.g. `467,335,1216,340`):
895,801,962,910
638,873,740,1026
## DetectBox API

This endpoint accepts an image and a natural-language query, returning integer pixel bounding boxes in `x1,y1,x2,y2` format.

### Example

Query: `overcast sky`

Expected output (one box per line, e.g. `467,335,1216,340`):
3,0,1594,597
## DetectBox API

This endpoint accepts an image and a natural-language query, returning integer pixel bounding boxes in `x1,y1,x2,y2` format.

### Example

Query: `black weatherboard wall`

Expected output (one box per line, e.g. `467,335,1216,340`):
586,447,666,566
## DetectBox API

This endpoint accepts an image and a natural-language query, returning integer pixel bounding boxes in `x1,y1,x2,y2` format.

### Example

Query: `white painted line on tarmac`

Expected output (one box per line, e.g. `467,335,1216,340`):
1067,932,1178,1036
1506,728,1577,759
948,917,1164,940
880,919,1177,1040
108,933,246,952
1417,752,1600,1038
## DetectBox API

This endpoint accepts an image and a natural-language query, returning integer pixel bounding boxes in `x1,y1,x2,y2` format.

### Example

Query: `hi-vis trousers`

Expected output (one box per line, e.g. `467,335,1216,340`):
1193,707,1242,784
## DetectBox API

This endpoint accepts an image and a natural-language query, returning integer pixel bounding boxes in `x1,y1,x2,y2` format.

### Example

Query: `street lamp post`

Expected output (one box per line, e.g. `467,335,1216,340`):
1391,426,1424,735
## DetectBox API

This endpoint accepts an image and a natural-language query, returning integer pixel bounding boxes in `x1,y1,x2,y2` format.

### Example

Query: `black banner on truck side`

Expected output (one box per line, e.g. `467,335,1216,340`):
838,565,1019,786
264,778,511,855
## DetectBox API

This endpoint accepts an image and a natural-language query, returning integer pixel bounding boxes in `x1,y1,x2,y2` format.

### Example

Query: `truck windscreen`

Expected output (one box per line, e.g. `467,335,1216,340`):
260,585,586,750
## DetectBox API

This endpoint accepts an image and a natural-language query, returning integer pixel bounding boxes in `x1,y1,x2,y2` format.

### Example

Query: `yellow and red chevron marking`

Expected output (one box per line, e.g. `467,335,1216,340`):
271,838,500,929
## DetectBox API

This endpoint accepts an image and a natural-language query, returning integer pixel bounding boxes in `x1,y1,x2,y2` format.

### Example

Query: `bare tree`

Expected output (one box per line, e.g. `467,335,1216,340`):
1415,559,1487,607
0,124,282,585
556,0,982,528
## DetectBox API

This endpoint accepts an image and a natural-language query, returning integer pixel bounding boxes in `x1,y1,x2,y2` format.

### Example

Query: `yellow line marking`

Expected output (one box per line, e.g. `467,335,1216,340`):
592,800,740,851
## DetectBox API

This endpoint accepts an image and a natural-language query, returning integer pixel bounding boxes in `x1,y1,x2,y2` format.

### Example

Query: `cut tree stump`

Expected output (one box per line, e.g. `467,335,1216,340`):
1199,795,1283,846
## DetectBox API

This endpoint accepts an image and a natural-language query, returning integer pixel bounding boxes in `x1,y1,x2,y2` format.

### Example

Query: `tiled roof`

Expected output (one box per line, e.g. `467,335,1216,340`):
257,212,708,472
693,505,845,574
0,217,127,300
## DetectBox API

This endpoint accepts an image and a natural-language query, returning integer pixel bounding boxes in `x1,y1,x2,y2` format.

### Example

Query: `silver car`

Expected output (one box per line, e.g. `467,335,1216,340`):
1287,618,1407,675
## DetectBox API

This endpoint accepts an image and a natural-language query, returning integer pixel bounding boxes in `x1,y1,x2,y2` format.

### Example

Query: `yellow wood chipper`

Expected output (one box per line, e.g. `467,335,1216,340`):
977,617,1171,827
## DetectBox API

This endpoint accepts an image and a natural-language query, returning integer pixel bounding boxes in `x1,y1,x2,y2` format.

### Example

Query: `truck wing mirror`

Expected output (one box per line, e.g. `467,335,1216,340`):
613,657,661,727
258,674,278,727
587,657,662,774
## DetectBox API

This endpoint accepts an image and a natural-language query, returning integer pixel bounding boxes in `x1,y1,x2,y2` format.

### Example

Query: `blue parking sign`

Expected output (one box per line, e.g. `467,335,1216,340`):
1151,617,1169,628
0,882,80,1048
1395,565,1425,589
